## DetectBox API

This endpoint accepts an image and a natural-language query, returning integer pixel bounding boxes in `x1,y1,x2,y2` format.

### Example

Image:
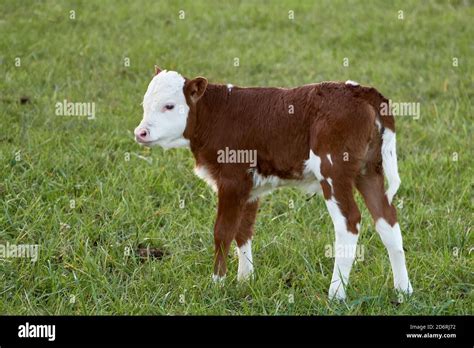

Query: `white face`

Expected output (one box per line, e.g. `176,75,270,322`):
134,70,190,149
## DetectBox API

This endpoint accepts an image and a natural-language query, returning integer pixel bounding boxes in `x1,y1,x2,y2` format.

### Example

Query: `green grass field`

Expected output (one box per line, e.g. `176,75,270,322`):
0,0,472,315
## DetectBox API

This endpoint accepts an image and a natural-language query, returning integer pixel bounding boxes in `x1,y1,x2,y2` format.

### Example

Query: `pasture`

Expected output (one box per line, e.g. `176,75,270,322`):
0,0,472,314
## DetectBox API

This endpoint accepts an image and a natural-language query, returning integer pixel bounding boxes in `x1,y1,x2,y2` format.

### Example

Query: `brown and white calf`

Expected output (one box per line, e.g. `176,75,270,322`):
134,66,413,300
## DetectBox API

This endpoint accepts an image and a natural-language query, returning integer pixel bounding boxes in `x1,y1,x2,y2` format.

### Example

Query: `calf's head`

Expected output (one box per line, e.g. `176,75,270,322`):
134,66,208,149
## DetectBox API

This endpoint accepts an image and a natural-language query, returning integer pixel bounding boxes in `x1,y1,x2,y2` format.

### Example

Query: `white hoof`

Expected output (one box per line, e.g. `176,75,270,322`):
212,274,226,284
395,280,413,296
328,283,346,301
237,269,254,282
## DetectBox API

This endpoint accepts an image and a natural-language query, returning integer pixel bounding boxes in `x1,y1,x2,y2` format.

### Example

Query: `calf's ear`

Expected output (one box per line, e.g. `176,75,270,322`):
186,77,208,103
154,65,162,75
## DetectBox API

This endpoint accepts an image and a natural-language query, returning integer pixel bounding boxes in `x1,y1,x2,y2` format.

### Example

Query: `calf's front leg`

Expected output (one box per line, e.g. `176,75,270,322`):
212,183,247,281
235,200,259,281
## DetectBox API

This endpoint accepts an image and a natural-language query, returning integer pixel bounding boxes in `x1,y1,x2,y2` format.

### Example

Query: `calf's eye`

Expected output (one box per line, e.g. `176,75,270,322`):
165,104,175,110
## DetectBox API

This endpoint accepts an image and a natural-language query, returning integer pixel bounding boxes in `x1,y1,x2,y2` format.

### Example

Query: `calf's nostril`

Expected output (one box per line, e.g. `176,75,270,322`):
139,129,148,138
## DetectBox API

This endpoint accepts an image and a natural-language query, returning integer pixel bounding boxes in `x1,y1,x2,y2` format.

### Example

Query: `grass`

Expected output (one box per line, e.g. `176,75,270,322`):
0,0,472,315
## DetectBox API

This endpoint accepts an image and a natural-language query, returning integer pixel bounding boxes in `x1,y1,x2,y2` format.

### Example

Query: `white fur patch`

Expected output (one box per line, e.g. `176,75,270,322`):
325,198,347,231
237,240,254,281
248,171,280,201
194,165,218,192
212,274,226,283
135,70,190,149
375,119,382,132
375,218,412,294
227,83,233,92
345,80,359,86
305,150,324,181
326,154,333,166
248,160,322,202
381,129,401,204
327,177,333,189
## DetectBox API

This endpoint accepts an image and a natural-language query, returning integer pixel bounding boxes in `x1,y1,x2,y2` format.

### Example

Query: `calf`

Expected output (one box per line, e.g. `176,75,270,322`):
134,66,413,300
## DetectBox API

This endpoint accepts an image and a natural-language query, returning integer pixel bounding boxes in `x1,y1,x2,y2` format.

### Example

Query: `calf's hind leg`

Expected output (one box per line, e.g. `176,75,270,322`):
324,177,362,300
356,171,413,295
307,149,361,300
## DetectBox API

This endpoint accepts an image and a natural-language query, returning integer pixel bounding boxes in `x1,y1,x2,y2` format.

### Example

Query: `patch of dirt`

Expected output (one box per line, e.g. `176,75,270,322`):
136,245,167,262
20,96,30,104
